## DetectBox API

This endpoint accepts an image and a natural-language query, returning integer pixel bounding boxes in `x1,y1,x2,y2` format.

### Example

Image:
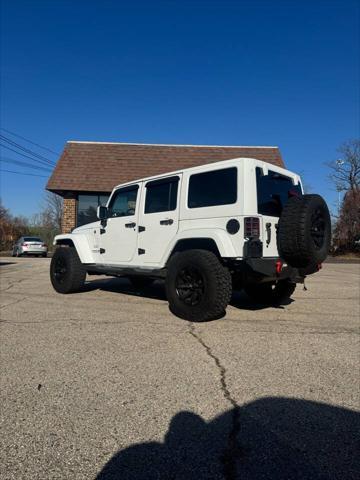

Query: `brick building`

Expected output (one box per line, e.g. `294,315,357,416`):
46,141,284,233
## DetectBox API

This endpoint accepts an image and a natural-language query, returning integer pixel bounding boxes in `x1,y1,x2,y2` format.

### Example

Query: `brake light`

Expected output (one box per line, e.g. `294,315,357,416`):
276,259,283,274
22,243,28,247
43,244,47,248
244,217,260,238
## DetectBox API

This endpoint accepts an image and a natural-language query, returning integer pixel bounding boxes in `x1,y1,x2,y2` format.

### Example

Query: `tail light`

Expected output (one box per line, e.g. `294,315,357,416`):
22,243,28,247
244,217,260,238
276,259,283,274
43,244,47,248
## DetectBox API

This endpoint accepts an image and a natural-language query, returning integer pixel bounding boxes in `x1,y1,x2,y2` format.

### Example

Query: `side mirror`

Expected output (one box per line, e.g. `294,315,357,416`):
97,205,108,220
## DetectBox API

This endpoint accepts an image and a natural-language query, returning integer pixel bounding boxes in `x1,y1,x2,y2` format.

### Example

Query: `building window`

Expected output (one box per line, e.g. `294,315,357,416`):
77,194,109,226
256,167,302,217
145,177,179,214
188,167,237,209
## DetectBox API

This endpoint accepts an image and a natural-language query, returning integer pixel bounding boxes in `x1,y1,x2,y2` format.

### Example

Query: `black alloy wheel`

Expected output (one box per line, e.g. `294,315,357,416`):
53,255,67,284
310,207,326,249
175,267,205,306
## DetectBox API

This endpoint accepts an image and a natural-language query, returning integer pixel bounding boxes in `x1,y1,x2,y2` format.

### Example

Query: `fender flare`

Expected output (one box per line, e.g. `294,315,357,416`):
162,228,236,265
53,234,94,264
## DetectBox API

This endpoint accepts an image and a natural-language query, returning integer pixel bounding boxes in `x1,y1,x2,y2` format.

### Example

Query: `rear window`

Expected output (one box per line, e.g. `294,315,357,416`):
256,167,302,217
23,237,42,242
188,167,237,208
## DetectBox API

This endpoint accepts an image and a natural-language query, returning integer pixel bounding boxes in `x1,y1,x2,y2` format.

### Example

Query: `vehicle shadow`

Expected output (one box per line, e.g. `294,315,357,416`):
0,261,16,267
83,277,279,312
83,277,168,301
95,396,359,480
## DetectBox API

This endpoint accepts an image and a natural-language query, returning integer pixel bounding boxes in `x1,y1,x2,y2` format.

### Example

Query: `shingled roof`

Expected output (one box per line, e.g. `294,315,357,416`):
46,141,284,195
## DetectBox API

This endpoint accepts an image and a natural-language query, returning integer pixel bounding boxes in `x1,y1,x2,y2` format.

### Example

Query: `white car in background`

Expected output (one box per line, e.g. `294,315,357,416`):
12,237,48,257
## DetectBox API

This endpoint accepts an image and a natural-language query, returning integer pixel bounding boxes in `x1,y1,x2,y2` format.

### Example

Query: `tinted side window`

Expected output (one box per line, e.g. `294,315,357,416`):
256,167,302,217
188,167,237,208
108,187,138,218
145,178,179,214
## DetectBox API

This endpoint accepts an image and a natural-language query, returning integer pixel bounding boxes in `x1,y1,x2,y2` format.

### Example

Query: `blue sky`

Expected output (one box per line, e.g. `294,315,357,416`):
1,0,359,217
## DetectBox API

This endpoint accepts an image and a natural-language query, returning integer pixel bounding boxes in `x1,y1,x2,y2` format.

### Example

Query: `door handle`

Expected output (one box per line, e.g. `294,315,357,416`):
160,219,174,225
125,222,136,228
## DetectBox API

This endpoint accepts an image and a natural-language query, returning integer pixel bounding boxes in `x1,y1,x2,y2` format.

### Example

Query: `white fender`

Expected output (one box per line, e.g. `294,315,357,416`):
53,234,95,264
162,228,237,265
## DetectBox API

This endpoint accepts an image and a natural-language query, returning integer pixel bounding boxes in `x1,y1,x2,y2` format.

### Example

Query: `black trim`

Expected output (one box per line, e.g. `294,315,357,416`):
243,239,263,258
114,184,139,194
226,219,240,235
86,264,166,279
227,257,303,284
145,176,180,188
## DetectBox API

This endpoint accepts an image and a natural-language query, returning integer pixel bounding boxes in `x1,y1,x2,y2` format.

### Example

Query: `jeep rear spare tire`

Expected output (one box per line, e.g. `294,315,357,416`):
277,194,331,268
165,250,232,322
50,247,86,294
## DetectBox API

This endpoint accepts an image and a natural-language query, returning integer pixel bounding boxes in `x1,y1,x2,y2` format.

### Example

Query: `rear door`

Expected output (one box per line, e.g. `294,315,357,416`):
256,167,302,257
99,184,141,265
137,175,181,265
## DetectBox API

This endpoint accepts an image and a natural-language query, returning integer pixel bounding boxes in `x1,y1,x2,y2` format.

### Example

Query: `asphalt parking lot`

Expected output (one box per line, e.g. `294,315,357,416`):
0,257,359,480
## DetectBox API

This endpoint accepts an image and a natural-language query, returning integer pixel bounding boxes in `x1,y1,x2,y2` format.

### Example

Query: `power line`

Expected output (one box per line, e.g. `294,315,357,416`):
0,127,60,156
0,168,49,178
0,134,56,166
0,143,56,168
0,158,52,172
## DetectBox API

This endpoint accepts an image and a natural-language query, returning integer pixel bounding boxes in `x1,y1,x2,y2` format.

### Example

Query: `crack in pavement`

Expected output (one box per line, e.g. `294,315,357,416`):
0,277,26,293
0,297,28,310
188,322,241,480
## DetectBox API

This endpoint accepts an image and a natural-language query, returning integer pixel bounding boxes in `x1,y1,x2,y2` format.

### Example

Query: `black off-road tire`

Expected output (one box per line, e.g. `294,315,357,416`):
128,276,154,290
165,249,232,322
50,247,86,294
277,194,331,268
245,280,296,305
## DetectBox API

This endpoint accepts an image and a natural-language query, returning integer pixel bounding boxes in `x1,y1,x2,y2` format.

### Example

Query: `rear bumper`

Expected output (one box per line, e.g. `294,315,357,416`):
21,247,47,254
229,257,320,283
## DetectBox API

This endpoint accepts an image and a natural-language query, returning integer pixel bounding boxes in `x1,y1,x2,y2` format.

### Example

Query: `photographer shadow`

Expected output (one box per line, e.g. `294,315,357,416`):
96,396,359,480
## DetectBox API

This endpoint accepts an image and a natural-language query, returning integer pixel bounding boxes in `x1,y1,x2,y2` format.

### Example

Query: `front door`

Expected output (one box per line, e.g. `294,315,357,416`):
137,175,181,265
99,184,141,265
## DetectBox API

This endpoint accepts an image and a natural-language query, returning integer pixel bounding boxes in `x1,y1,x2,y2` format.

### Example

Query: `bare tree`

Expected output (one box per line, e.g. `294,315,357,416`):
42,192,63,231
327,140,360,253
0,199,30,250
327,139,360,192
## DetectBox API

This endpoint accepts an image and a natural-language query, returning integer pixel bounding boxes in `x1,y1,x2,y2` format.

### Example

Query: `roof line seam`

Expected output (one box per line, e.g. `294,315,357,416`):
66,141,279,149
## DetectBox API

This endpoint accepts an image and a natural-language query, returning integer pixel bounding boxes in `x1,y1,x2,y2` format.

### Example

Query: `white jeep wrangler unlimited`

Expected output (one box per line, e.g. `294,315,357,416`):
50,158,331,321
